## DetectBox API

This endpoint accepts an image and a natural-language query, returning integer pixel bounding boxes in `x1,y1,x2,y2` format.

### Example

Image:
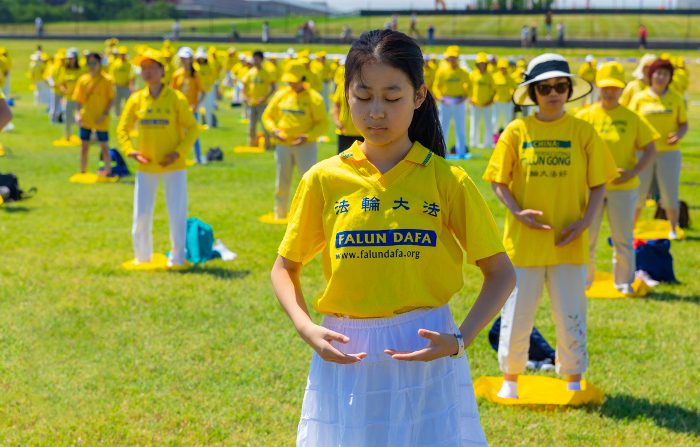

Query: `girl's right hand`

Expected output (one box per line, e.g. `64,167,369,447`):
298,323,367,364
514,209,552,230
129,152,150,164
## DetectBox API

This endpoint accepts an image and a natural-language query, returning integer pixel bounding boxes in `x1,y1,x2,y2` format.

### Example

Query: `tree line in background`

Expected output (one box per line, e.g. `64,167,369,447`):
0,0,177,23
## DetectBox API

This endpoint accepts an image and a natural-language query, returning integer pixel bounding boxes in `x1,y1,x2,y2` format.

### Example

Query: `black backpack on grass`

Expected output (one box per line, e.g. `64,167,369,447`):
0,172,36,202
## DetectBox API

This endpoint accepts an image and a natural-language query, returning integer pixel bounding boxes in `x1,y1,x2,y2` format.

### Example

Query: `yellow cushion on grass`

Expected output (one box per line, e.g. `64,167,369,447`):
234,146,265,154
53,135,82,147
634,219,685,241
474,376,605,407
586,272,650,299
199,124,209,130
69,173,119,184
0,143,5,157
121,253,170,271
258,212,288,225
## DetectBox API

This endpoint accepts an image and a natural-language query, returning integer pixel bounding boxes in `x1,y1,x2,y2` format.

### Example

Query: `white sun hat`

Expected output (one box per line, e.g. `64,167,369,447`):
177,46,193,59
512,53,592,106
632,53,657,80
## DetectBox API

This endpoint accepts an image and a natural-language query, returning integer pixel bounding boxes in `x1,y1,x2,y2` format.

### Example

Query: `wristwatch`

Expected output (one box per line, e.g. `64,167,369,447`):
450,332,465,358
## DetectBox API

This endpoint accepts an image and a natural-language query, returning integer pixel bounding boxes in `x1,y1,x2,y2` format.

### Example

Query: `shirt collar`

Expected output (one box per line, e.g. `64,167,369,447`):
340,141,434,167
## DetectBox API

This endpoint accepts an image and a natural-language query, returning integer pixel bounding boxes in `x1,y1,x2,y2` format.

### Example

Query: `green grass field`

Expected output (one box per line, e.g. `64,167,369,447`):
2,14,700,41
0,39,699,445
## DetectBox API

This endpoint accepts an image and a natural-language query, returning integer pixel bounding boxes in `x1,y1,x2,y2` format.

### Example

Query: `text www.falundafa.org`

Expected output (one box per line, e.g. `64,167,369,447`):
336,248,422,260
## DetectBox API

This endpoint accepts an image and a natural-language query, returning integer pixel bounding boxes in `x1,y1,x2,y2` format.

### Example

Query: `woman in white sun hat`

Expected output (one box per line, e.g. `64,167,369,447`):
483,53,617,399
620,53,656,107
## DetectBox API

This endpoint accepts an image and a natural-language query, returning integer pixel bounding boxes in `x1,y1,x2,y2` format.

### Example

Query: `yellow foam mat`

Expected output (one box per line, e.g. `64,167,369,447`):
586,272,650,299
121,253,192,271
634,219,685,241
53,136,82,147
258,212,288,225
0,143,5,157
234,145,265,154
199,124,209,130
69,173,119,184
474,376,605,407
185,159,197,167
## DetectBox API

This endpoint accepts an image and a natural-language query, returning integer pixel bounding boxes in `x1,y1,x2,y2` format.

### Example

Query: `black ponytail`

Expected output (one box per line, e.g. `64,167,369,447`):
344,29,445,157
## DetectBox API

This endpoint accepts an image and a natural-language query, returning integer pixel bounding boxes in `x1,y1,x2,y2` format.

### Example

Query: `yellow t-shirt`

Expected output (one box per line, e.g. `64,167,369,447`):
195,62,215,91
578,62,597,83
116,86,200,174
423,60,437,94
432,65,470,99
483,113,617,267
262,86,328,142
469,69,495,106
170,67,203,108
620,79,646,107
331,80,360,137
279,141,504,318
109,59,133,87
58,66,86,98
492,70,516,104
629,88,687,152
576,103,660,191
241,66,275,104
72,72,115,132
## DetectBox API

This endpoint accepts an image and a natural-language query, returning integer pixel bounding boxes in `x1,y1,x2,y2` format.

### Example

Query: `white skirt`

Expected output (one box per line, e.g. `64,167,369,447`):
297,305,488,447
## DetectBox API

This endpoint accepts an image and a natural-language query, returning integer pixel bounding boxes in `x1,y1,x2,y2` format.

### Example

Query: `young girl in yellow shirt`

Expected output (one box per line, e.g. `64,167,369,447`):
271,30,515,446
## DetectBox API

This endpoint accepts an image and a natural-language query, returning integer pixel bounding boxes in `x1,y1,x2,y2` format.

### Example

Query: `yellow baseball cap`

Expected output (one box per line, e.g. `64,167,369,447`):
118,46,128,55
444,46,460,58
497,58,509,69
134,48,165,67
595,61,626,89
315,51,327,58
475,52,489,64
281,62,307,83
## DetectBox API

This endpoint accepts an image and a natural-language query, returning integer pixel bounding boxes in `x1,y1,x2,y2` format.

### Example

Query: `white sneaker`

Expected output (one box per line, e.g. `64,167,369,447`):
540,358,556,372
615,283,635,295
636,270,660,287
668,229,678,240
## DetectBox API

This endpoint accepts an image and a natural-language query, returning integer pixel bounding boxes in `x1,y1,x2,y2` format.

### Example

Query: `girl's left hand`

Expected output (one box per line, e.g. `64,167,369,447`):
384,329,459,362
159,151,179,167
556,218,589,246
667,133,681,145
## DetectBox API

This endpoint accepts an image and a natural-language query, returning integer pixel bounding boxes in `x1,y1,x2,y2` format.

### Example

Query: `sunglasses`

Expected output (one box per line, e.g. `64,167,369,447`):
535,81,570,96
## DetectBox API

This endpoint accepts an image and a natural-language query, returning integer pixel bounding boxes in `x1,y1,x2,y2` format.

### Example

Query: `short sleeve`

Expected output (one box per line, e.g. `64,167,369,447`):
72,78,85,102
449,170,505,265
278,171,326,264
585,126,618,187
483,123,518,184
636,113,660,148
677,96,688,124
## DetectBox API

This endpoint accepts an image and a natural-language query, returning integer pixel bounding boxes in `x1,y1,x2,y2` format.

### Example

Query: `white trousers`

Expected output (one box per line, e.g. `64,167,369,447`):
439,100,467,155
491,102,513,132
204,86,216,126
587,189,638,287
637,150,681,210
498,265,588,376
114,86,131,116
470,105,493,148
132,170,188,265
2,73,9,96
275,143,317,218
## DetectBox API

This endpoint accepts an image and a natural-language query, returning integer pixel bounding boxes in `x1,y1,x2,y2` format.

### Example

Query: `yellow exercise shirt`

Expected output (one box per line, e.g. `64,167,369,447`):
432,65,470,99
58,66,86,98
332,80,360,137
241,65,275,104
262,86,328,142
620,79,646,107
279,141,504,318
109,58,133,87
629,88,687,152
576,103,659,191
116,85,199,174
483,113,617,267
171,67,204,108
469,69,495,106
72,72,115,132
492,70,516,103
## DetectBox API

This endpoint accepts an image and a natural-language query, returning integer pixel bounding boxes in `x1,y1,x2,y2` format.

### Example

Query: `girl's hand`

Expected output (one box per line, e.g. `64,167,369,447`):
385,329,459,362
95,113,106,124
514,209,552,230
667,133,681,146
291,135,308,146
612,168,636,184
299,323,367,364
556,218,589,246
129,152,150,164
159,151,179,167
273,129,287,142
